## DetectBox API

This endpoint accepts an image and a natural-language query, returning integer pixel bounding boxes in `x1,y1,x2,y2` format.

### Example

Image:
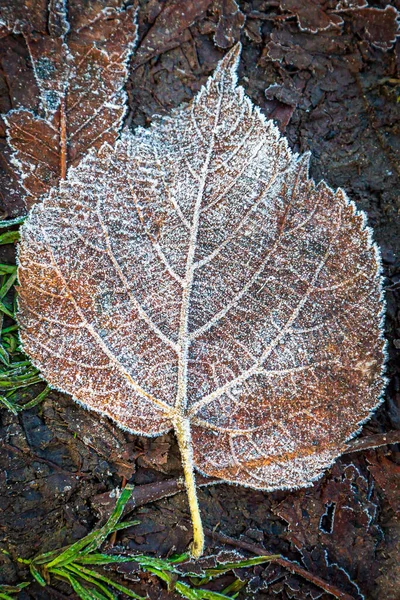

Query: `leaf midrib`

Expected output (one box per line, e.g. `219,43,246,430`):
174,77,226,418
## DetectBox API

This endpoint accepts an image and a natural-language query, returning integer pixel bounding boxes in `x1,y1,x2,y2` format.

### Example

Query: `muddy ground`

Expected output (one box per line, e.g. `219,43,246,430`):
0,1,400,599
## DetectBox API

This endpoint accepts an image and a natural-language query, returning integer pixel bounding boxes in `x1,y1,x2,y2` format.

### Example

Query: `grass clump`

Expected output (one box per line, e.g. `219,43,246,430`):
0,223,50,414
4,485,278,599
0,582,30,600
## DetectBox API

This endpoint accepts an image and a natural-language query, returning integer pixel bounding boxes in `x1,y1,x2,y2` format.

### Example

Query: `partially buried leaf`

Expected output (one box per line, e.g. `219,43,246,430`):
4,1,138,210
16,44,386,558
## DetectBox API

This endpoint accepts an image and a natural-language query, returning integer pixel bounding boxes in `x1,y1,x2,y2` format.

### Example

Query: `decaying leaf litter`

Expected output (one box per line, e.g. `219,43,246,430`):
0,1,398,600
3,0,138,209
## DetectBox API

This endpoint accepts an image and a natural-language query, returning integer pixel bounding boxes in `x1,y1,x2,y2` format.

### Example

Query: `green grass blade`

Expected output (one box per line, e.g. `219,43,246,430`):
66,563,144,599
110,519,140,532
0,271,17,300
221,579,246,596
129,554,182,572
0,395,18,415
20,385,50,411
0,231,19,245
47,486,134,568
29,564,46,587
0,376,43,390
203,555,280,579
54,570,106,600
33,547,68,565
63,565,116,600
82,485,135,554
0,582,30,600
0,216,26,228
0,323,18,334
167,553,190,564
0,343,10,366
175,582,233,600
0,301,14,318
45,531,108,569
0,265,17,274
76,553,140,566
146,569,231,600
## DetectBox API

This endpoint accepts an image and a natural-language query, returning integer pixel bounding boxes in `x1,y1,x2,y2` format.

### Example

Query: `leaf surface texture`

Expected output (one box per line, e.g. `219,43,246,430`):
17,45,385,492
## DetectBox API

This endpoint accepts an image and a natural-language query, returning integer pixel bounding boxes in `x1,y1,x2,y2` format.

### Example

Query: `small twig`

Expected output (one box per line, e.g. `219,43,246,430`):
92,474,221,520
344,430,400,454
93,477,187,520
204,529,356,600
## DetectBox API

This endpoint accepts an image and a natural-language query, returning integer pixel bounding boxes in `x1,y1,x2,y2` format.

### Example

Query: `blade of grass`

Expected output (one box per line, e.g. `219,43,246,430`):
19,385,50,411
108,519,140,532
147,568,232,600
0,343,10,366
0,395,19,415
63,563,144,599
62,565,116,600
0,272,17,300
0,231,19,245
221,579,246,596
47,485,135,568
175,582,234,600
52,569,108,600
29,563,46,587
0,300,14,318
0,376,44,390
76,553,141,566
0,582,30,600
203,555,280,579
128,554,185,572
82,485,135,555
0,265,17,274
0,216,26,228
1,323,18,334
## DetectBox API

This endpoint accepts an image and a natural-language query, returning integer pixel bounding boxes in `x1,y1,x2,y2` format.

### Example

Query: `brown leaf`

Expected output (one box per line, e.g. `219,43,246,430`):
213,0,246,49
0,0,49,34
4,2,138,210
367,452,400,512
275,461,382,597
351,6,400,51
133,0,213,68
0,118,26,217
280,0,343,34
0,31,39,215
17,44,386,557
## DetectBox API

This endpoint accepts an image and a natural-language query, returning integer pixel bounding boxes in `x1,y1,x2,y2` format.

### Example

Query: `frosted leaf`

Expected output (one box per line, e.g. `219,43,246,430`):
4,2,138,209
17,44,386,557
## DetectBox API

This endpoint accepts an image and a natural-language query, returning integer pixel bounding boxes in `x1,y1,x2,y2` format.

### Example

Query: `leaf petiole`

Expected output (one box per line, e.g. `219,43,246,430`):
173,416,204,558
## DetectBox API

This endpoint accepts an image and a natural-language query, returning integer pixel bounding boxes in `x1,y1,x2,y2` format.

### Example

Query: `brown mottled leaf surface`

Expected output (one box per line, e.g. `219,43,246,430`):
2,1,138,210
18,44,385,494
279,0,344,34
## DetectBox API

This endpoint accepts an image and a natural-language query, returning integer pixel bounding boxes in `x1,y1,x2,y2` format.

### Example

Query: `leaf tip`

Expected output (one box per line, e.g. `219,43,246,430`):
213,42,242,86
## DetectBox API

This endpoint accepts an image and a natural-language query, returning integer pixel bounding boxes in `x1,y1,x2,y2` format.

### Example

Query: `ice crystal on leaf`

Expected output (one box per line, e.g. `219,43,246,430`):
17,44,386,558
